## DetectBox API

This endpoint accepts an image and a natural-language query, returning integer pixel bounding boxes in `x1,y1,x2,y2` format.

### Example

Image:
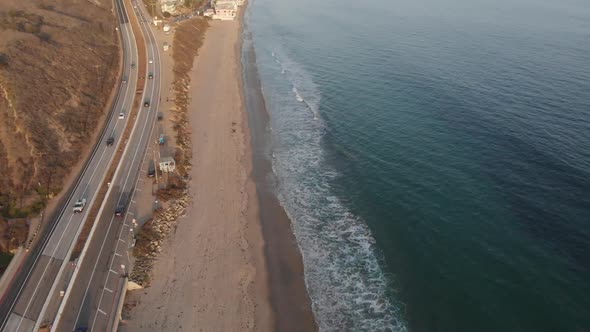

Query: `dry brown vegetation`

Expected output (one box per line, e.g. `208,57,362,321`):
0,0,119,254
0,0,119,217
0,217,28,253
170,18,208,177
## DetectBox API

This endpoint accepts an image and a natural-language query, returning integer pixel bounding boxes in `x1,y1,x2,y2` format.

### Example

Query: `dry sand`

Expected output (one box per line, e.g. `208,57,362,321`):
123,17,272,332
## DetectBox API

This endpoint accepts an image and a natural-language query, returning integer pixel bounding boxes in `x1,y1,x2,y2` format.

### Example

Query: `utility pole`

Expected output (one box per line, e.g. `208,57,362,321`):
153,149,159,189
150,0,157,17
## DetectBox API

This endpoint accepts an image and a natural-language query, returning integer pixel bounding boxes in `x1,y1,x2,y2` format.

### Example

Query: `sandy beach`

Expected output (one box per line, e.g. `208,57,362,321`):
124,16,272,331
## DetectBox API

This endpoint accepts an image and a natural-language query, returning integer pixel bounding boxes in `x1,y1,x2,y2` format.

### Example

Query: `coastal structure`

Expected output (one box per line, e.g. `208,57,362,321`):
204,8,215,17
160,0,179,14
158,156,176,173
215,0,243,6
212,0,244,20
212,2,237,20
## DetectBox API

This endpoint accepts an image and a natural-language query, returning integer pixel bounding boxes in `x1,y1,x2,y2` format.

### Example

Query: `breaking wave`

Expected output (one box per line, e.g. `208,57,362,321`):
259,48,407,331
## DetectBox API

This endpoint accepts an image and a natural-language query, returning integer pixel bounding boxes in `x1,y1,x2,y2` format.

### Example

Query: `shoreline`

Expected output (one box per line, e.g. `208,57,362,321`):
235,3,274,330
240,9,318,331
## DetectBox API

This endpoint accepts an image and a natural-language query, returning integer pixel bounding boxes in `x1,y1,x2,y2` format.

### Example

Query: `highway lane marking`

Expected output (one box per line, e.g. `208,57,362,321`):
26,3,138,330
11,13,139,328
81,8,162,331
74,22,146,326
16,122,115,330
104,288,113,293
51,3,136,331
130,200,137,204
109,269,118,275
70,24,138,329
87,9,161,330
13,213,75,331
16,96,116,331
115,253,122,257
98,309,107,315
90,15,161,331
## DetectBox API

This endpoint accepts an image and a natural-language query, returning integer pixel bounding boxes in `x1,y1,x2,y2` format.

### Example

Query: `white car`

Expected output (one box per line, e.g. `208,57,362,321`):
119,112,125,119
73,198,87,213
148,59,153,64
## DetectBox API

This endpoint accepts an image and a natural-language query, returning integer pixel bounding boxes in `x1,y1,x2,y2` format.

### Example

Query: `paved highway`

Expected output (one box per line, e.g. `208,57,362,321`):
0,0,140,331
53,1,162,330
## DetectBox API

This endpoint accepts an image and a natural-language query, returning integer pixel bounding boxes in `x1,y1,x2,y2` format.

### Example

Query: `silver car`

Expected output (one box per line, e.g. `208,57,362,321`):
73,198,87,213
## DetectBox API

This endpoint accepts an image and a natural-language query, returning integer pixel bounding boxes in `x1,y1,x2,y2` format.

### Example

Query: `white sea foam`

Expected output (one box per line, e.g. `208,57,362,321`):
272,51,320,120
258,47,407,331
292,87,304,102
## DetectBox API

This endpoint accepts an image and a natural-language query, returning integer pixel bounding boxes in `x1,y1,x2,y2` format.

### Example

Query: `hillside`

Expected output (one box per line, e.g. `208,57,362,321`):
0,0,120,253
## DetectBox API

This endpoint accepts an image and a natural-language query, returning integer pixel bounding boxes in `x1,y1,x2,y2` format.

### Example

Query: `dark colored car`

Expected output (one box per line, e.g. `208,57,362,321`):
106,137,114,146
144,101,150,107
147,160,156,177
157,112,163,121
148,73,154,79
115,201,127,216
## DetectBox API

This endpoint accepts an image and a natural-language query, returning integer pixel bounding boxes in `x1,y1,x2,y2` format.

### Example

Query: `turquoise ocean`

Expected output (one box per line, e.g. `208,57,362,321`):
242,0,590,330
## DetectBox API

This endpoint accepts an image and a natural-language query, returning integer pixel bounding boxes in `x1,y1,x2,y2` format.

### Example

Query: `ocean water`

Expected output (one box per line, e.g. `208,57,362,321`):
242,0,590,331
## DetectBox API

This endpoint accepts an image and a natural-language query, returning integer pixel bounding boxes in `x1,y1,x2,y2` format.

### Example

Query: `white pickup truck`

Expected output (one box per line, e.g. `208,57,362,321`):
73,198,87,213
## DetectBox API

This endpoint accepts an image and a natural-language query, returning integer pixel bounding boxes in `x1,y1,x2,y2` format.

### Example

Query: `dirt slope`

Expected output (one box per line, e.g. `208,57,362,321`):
0,0,119,251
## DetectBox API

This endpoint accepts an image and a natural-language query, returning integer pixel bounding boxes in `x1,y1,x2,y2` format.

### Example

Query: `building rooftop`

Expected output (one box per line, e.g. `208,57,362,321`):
215,2,237,10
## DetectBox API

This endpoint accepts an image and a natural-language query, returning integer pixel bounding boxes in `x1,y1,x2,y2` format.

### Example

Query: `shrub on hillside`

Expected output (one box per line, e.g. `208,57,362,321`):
0,53,8,67
37,31,51,42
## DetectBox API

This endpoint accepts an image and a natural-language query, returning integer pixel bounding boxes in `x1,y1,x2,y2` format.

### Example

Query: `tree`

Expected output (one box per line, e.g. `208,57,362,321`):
162,11,171,18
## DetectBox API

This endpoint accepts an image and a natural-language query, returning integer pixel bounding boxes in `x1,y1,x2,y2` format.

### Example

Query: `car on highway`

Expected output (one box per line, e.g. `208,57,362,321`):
73,198,87,213
119,112,125,120
131,63,136,69
148,160,156,177
148,58,153,64
106,137,115,146
144,101,150,107
148,72,154,79
115,201,127,216
122,77,127,84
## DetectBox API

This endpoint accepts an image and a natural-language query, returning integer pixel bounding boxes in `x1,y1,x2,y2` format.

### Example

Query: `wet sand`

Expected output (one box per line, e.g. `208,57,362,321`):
242,37,318,332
